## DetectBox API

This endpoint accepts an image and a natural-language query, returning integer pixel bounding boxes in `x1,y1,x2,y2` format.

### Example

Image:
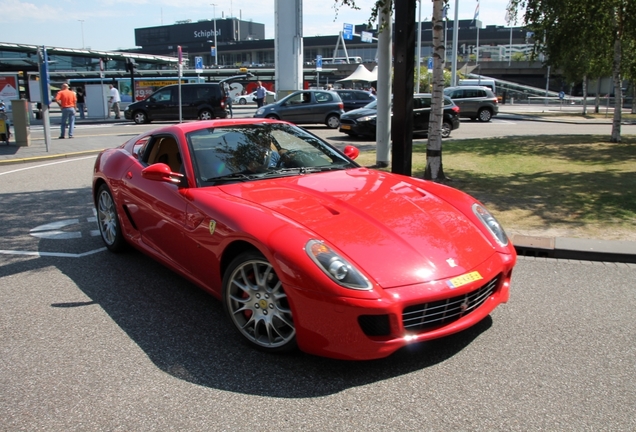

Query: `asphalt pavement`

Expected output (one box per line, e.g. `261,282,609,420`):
1,106,635,264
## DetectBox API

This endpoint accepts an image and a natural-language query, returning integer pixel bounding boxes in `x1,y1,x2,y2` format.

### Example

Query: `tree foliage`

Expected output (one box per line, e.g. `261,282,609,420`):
508,0,636,142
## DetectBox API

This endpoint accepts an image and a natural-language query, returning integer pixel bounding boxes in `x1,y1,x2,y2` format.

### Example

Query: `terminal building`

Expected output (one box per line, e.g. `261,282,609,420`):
0,15,615,108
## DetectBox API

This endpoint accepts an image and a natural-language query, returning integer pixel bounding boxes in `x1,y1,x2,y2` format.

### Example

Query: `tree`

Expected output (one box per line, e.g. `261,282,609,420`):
424,0,448,181
508,0,636,143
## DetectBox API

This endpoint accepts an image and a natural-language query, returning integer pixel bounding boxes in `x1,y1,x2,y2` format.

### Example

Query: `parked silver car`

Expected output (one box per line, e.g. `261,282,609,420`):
443,86,499,122
254,90,345,128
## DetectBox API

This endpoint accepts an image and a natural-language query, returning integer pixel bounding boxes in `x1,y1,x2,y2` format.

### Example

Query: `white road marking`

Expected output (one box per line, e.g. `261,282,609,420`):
0,247,107,258
30,219,80,232
0,156,96,176
30,230,82,240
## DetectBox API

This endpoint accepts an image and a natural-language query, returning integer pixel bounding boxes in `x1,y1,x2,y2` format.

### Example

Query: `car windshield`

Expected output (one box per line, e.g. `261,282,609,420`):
186,123,359,186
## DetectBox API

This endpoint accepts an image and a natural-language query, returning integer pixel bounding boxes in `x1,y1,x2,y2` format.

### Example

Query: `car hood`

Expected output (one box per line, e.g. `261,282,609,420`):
341,107,377,120
219,168,496,288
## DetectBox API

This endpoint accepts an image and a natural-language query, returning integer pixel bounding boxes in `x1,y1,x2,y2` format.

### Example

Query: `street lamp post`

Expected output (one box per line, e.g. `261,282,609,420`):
210,3,218,66
78,19,85,49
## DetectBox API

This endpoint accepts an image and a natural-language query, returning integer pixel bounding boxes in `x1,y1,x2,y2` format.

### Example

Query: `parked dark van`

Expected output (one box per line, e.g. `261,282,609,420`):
124,83,227,124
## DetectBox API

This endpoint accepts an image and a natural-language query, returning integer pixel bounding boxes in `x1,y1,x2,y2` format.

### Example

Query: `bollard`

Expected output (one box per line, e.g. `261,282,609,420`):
11,99,31,147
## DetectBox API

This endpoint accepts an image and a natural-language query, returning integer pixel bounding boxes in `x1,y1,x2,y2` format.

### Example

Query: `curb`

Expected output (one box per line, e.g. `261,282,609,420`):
512,234,636,264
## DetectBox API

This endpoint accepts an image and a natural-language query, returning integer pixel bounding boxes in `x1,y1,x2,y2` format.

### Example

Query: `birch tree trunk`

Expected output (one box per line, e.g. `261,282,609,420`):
424,0,446,181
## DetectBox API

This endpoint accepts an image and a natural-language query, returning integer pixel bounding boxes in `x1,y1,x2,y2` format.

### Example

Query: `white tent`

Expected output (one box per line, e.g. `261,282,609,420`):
336,64,377,84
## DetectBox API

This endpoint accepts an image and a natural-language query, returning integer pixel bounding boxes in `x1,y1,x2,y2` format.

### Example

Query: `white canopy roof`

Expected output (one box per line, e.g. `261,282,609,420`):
336,64,377,83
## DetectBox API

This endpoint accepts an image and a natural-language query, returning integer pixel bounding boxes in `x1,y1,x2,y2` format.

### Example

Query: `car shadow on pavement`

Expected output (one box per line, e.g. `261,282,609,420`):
0,187,492,398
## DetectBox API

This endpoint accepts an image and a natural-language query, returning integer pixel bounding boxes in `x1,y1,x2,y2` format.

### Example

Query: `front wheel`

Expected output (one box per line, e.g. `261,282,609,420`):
265,114,279,120
238,98,247,105
96,184,127,252
441,121,452,138
478,108,492,122
199,109,214,120
222,251,296,353
133,111,149,124
326,114,340,129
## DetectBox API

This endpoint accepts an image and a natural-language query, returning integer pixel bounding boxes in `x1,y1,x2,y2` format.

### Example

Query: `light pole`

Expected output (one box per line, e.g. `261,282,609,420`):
78,19,85,49
210,3,218,66
416,0,422,92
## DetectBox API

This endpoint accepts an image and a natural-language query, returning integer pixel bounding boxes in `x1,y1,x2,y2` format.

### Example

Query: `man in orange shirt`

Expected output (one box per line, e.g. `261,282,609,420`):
55,83,77,139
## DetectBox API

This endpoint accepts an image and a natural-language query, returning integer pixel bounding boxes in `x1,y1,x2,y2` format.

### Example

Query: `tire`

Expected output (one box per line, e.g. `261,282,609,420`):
441,121,452,138
222,251,296,353
199,109,214,120
96,184,127,253
326,114,340,129
238,98,247,105
265,114,279,120
478,108,492,122
133,111,149,124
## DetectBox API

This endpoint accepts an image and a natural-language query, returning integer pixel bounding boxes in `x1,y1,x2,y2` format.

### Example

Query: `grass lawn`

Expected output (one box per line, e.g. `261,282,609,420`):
355,135,636,241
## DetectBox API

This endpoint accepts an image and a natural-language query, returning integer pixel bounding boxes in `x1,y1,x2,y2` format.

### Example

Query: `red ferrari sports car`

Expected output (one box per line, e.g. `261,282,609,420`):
93,118,516,360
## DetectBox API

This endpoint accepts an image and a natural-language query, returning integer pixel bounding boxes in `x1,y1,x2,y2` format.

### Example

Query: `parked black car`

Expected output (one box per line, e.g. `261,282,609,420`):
443,86,499,122
333,89,376,111
254,90,344,128
124,83,227,124
339,94,460,139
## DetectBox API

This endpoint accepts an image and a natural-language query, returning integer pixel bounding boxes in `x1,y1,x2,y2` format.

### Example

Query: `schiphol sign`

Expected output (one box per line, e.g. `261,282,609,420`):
194,29,221,39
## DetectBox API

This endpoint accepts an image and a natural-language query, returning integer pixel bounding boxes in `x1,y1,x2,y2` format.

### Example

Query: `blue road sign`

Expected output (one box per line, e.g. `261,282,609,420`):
343,23,354,40
195,56,203,72
559,91,565,100
38,46,50,105
316,55,323,71
427,57,434,72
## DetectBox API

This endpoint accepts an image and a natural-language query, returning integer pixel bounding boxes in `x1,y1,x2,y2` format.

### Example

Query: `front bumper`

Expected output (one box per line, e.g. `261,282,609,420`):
288,251,515,360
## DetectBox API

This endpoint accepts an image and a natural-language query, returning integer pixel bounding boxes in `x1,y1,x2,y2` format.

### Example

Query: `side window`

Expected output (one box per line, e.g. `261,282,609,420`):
338,92,352,100
196,87,213,100
419,97,431,108
145,135,183,173
478,90,487,97
354,92,372,101
134,137,151,161
315,92,333,103
153,88,173,102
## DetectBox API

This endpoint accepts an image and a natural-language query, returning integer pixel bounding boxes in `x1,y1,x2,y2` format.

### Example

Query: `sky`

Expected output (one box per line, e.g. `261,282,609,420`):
1,0,520,52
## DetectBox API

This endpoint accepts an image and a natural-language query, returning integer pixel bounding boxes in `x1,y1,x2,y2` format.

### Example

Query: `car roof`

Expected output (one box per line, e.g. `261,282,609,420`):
141,118,290,135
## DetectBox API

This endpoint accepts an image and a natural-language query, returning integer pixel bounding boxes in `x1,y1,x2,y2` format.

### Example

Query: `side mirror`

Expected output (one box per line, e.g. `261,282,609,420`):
141,163,184,185
343,145,360,160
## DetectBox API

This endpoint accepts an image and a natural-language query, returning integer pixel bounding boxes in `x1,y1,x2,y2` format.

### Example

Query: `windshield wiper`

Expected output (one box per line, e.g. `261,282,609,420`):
205,172,258,183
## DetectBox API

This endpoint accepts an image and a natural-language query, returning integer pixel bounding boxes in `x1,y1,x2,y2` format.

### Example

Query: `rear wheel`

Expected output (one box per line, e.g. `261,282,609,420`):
238,98,247,105
478,108,492,122
96,184,127,252
133,111,148,124
199,109,214,120
441,121,452,138
223,251,296,352
326,114,340,129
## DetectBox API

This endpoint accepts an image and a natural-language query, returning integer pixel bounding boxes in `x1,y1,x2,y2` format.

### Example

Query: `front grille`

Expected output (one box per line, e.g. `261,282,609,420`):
402,275,499,332
339,118,356,126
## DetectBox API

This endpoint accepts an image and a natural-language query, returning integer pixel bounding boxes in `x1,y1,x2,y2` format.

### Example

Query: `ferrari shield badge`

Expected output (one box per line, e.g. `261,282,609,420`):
209,220,217,235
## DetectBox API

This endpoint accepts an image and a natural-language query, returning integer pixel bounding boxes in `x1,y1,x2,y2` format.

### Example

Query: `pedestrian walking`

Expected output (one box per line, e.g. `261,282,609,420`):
76,88,86,119
224,83,234,118
108,84,121,119
55,83,77,139
255,81,266,108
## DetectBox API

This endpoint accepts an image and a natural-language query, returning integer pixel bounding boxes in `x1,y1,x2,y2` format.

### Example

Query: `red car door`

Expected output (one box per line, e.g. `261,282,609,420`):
120,135,189,270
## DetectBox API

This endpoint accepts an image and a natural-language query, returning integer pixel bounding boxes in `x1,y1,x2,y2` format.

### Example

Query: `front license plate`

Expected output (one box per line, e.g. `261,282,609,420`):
446,271,483,289
340,125,351,130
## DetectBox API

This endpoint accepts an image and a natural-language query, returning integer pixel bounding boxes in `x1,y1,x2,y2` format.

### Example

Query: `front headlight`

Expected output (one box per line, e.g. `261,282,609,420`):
473,204,509,246
357,115,377,122
305,240,372,290
256,108,264,115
